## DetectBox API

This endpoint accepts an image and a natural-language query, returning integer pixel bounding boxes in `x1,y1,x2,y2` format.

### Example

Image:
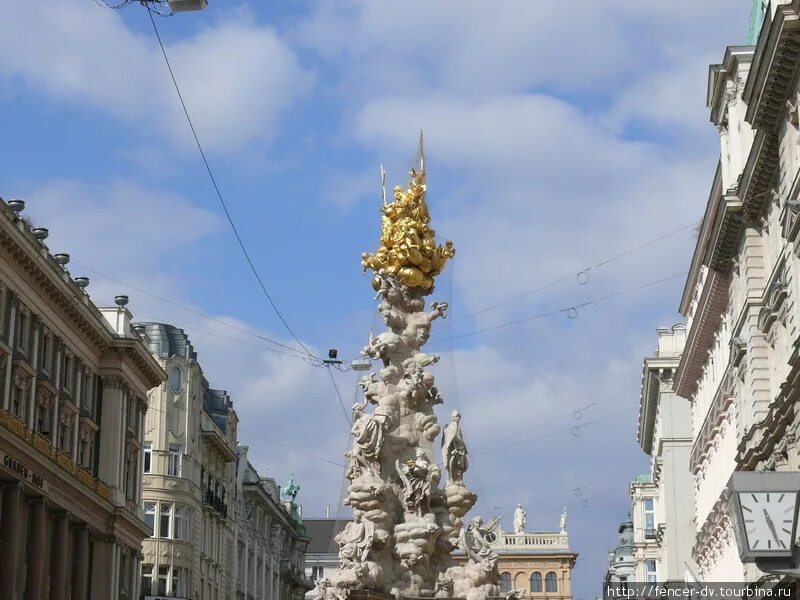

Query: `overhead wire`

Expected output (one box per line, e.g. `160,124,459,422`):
145,7,316,360
449,223,694,325
474,406,636,456
72,262,311,360
431,272,687,345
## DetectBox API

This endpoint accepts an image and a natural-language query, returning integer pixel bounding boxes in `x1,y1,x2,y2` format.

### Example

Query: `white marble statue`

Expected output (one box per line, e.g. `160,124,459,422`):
345,403,386,481
513,504,526,534
396,448,433,517
560,507,567,533
441,410,468,485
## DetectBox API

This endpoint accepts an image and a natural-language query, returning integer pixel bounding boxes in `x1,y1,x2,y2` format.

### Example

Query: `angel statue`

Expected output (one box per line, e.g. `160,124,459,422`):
395,448,432,517
345,403,387,481
459,516,500,570
441,410,468,485
335,512,375,567
513,504,526,534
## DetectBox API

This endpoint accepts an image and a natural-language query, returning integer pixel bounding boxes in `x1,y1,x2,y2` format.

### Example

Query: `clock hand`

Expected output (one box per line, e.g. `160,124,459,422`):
764,508,780,544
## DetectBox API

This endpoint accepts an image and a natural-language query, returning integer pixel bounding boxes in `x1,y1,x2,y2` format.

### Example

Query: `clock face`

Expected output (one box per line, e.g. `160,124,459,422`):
739,492,798,552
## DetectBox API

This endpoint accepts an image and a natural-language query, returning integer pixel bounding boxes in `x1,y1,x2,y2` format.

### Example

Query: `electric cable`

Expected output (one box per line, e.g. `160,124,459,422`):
325,365,351,425
474,406,636,456
431,272,687,345
71,262,310,359
450,223,694,325
145,7,316,360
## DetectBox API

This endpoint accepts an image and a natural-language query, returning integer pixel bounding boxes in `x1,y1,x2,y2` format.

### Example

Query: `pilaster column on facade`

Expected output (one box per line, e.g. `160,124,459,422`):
117,388,127,494
98,380,125,491
3,299,17,410
0,482,22,599
137,408,145,505
26,320,40,430
25,497,47,600
245,535,250,598
50,511,70,600
71,525,89,600
89,536,116,600
71,367,82,461
744,327,772,438
51,343,62,444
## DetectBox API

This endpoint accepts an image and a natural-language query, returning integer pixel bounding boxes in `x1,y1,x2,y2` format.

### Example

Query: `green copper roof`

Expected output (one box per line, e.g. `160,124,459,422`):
747,0,768,45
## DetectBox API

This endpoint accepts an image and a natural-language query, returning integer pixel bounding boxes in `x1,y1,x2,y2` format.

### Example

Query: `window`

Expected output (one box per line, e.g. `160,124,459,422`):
175,505,185,541
15,308,28,354
531,572,542,593
36,403,49,435
61,353,72,391
144,502,156,534
172,567,183,597
311,566,324,583
160,502,173,539
643,498,655,534
500,573,512,593
168,445,181,477
545,572,557,593
39,332,51,373
141,565,153,596
143,443,152,474
158,565,169,596
645,560,657,583
169,365,183,393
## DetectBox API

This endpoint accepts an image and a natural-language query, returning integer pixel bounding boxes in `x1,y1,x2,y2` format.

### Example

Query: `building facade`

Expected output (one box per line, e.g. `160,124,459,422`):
0,197,165,599
631,325,694,583
491,524,577,600
603,521,635,588
135,322,239,600
234,447,312,600
303,518,346,597
673,0,800,583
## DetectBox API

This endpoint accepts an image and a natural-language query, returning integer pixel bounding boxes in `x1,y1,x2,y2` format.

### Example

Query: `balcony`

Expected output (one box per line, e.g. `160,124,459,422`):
0,407,111,501
644,529,658,540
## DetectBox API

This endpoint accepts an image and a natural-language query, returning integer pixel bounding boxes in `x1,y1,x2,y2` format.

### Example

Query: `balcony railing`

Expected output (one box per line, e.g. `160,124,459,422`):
644,529,658,539
0,407,111,501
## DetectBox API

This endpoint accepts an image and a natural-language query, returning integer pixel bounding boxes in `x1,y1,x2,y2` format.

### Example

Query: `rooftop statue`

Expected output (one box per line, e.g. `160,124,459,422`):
281,474,300,503
513,504,526,534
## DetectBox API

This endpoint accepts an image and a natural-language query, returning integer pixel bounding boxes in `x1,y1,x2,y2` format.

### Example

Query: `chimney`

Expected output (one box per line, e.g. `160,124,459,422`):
325,504,330,518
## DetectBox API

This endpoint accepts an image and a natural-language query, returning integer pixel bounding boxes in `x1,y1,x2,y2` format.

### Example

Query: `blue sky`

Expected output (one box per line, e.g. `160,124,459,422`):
1,1,753,596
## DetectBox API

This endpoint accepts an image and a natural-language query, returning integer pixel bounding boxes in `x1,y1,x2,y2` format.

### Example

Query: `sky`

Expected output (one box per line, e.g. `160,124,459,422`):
0,0,754,596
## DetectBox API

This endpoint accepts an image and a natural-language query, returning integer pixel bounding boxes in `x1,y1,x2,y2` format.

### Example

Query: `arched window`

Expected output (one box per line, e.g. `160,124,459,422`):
545,572,557,593
530,572,542,593
500,573,512,593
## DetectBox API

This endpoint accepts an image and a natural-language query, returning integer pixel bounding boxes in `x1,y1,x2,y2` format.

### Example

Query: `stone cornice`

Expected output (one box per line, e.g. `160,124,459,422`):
680,163,723,316
744,0,800,130
689,369,734,474
675,271,731,399
707,46,755,126
638,358,678,455
738,130,780,226
0,201,165,391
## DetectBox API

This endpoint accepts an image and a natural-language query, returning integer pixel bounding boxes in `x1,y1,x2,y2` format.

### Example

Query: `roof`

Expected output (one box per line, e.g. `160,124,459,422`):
303,518,347,554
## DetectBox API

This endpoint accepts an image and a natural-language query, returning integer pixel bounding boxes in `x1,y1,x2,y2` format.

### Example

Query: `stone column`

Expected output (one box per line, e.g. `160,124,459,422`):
97,377,125,493
244,536,250,597
0,483,22,599
3,299,17,410
26,319,40,430
25,497,47,600
71,525,89,600
89,538,113,600
50,512,70,600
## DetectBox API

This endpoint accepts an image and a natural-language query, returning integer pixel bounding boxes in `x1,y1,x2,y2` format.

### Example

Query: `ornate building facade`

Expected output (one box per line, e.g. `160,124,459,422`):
673,0,800,583
491,525,577,600
135,322,239,600
0,197,165,599
233,447,312,600
631,326,694,583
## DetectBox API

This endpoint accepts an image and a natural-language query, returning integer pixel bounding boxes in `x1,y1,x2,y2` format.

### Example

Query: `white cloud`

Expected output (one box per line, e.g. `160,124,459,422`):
0,0,312,152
